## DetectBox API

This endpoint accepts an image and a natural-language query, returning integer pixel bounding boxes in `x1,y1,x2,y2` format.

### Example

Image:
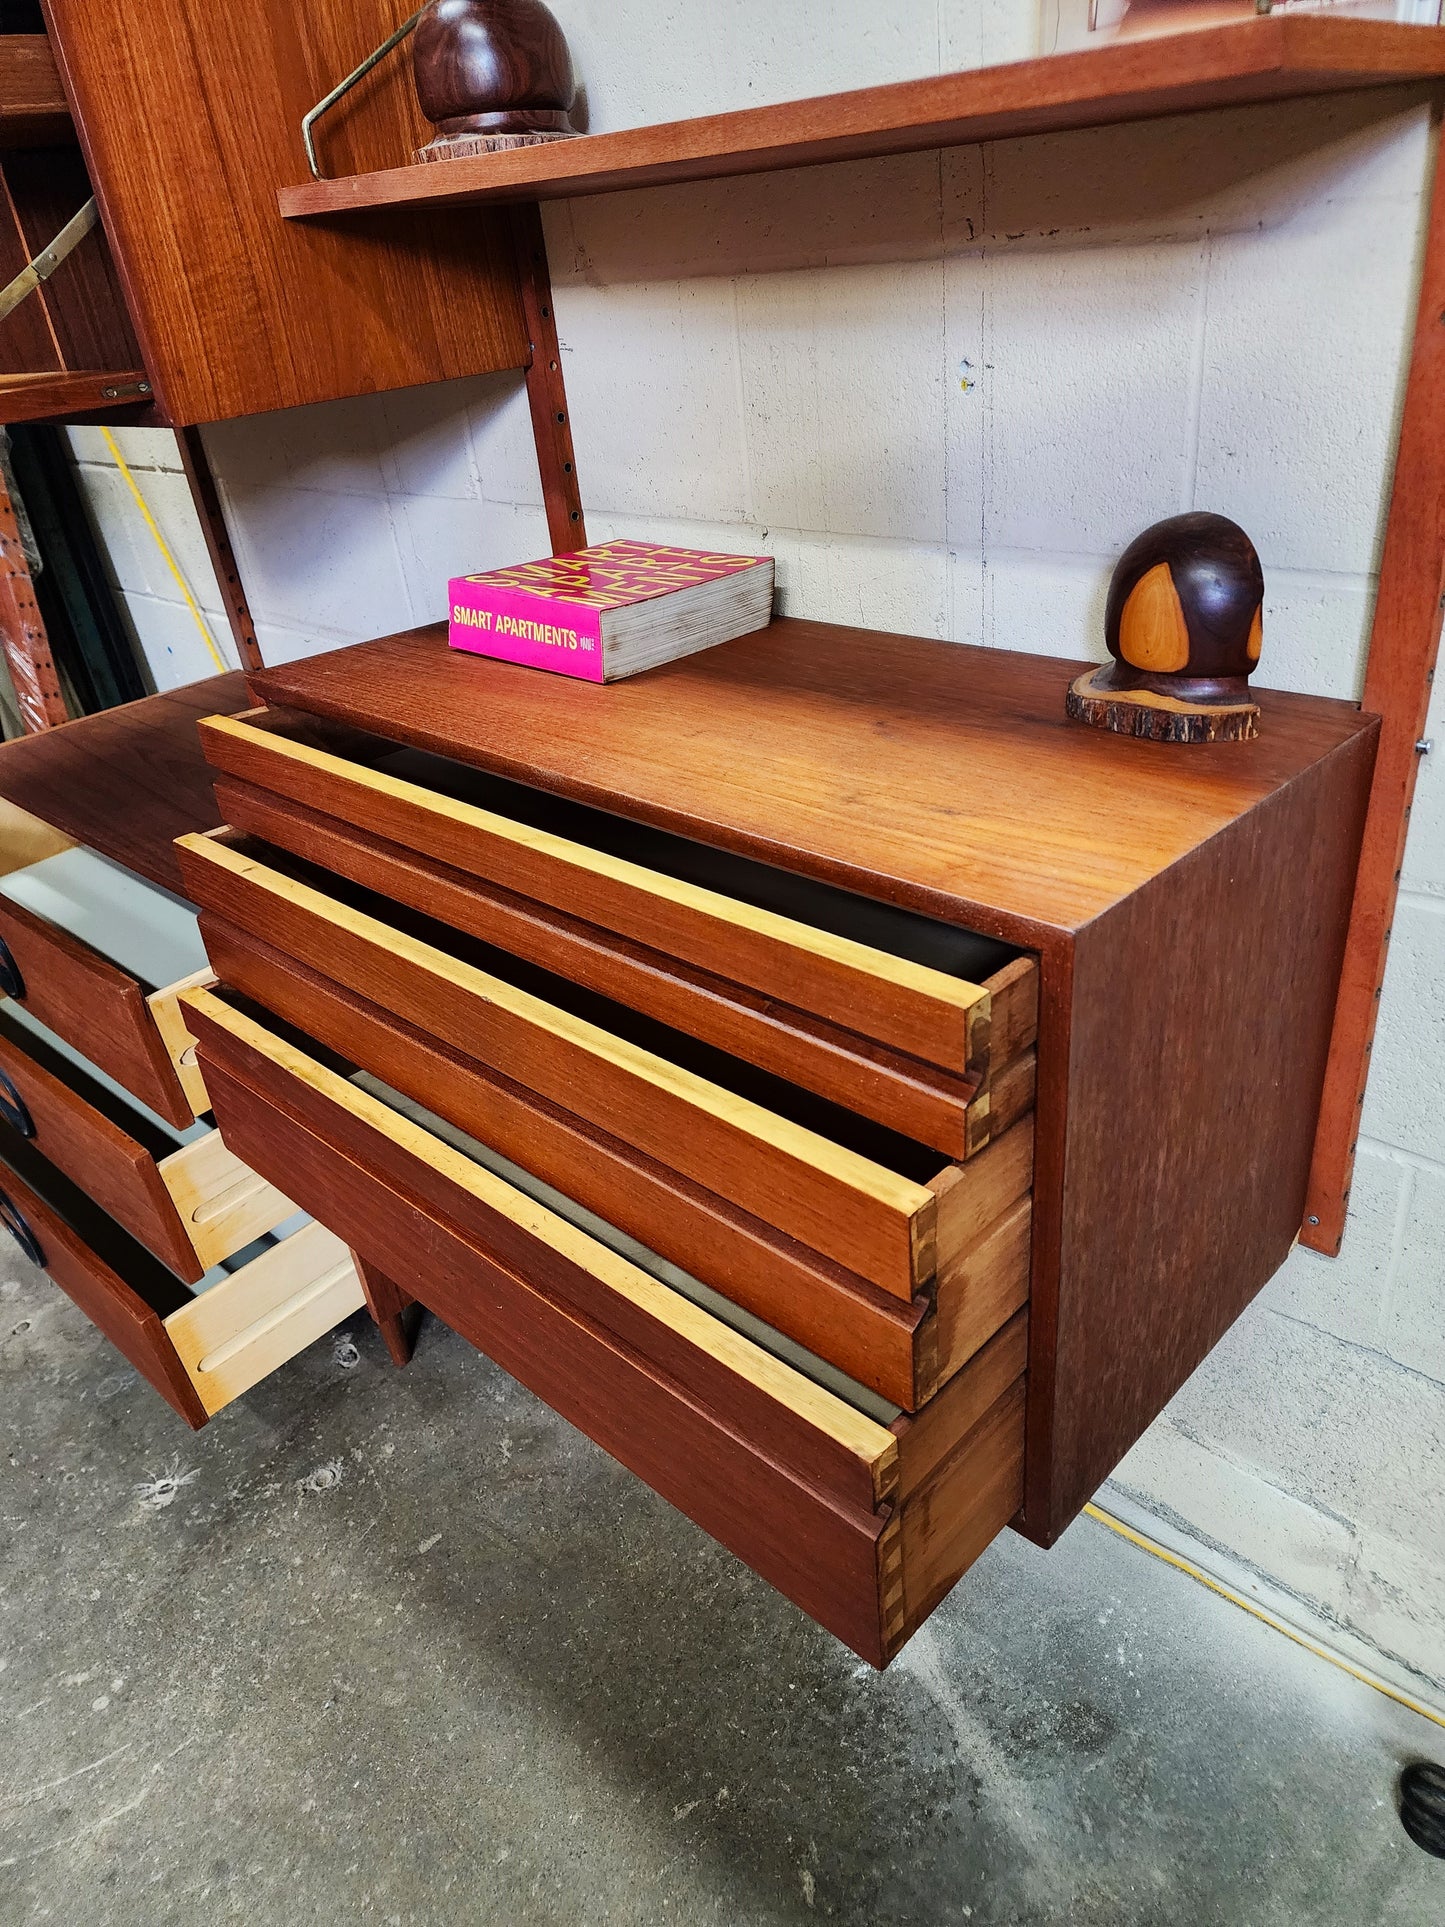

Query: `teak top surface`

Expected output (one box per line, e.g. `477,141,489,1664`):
0,672,247,895
247,624,1373,941
279,17,1445,218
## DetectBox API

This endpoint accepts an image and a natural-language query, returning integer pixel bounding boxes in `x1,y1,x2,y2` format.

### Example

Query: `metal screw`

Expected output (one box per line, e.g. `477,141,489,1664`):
1307,1215,1320,1226
1416,738,1433,755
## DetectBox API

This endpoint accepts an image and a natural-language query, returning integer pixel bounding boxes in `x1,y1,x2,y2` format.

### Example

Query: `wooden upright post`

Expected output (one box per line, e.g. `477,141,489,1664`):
509,202,587,554
0,461,66,732
175,426,264,672
1303,130,1445,1254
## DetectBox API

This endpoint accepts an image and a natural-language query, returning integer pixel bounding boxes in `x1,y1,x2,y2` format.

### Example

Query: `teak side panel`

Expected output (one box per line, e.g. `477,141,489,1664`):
198,917,930,1407
1032,725,1378,1542
244,623,1376,942
0,895,193,1127
0,1148,206,1427
43,0,530,422
209,768,984,1155
0,37,70,148
197,1045,895,1664
276,16,1445,216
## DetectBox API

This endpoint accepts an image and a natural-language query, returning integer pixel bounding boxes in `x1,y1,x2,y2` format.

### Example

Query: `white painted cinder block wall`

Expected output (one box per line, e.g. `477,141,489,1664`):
66,4,1444,1692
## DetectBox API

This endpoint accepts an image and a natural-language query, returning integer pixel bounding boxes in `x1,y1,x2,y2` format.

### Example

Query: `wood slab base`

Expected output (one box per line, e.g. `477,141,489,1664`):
1065,665,1260,743
415,131,575,163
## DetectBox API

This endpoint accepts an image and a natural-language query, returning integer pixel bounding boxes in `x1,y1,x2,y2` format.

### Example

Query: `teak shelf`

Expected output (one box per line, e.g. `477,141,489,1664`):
277,16,1445,217
0,34,68,148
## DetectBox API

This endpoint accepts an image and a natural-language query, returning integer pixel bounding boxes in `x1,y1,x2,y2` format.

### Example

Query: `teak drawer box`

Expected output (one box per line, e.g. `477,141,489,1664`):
0,798,210,1128
237,621,1380,1553
174,829,1035,1314
184,985,1028,1668
0,1005,293,1279
0,1129,363,1427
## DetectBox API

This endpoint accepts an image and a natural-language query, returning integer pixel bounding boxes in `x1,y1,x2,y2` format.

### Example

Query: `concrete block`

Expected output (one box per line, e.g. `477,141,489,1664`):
1159,1304,1444,1550
374,377,495,501
944,240,1206,557
204,394,389,498
556,277,748,524
1400,664,1445,897
221,486,412,641
115,591,236,689
975,91,1432,253
556,151,950,287
1360,895,1445,1162
739,258,946,542
68,463,223,617
943,0,1037,69
969,548,1109,658
1344,1521,1445,1686
394,496,551,625
1111,1417,1358,1629
1252,570,1374,702
64,424,183,472
1261,1145,1406,1353
1385,1162,1445,1385
1195,203,1423,577
467,371,544,511
253,620,357,667
768,530,948,638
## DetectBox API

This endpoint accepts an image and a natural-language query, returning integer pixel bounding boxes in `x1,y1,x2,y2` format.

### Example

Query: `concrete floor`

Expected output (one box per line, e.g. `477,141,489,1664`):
1,1243,1441,1927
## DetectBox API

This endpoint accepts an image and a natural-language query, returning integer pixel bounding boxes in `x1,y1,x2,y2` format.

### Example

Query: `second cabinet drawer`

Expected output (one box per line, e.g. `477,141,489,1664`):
177,830,1032,1305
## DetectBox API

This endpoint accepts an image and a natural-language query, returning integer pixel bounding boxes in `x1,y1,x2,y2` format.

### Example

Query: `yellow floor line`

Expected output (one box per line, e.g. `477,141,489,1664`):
1084,1501,1445,1733
99,426,229,673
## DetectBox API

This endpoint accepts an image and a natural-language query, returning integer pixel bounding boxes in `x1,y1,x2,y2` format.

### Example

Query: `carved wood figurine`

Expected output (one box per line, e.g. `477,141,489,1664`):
413,0,578,163
1067,512,1265,742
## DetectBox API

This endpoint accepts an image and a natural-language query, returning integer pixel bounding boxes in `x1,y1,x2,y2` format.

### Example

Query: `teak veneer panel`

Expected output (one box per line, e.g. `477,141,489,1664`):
42,0,530,422
0,673,247,894
277,17,1445,218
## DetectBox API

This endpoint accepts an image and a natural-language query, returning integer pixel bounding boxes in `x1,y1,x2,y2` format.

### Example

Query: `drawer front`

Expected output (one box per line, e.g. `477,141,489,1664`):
0,1137,208,1427
0,892,194,1126
198,712,998,1074
185,986,1027,1665
177,832,943,1301
211,770,993,1159
0,1010,204,1280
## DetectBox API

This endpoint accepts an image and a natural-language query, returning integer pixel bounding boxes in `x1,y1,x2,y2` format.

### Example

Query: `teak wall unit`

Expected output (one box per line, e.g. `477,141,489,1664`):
272,14,1445,1257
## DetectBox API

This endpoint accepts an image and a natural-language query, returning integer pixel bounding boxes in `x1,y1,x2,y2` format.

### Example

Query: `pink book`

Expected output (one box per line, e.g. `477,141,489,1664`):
447,540,775,683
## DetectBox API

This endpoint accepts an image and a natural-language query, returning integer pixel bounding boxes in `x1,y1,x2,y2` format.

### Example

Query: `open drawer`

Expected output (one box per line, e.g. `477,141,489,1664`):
0,1003,296,1279
183,985,1027,1666
0,1130,365,1427
0,798,213,1126
176,831,1035,1305
196,710,1039,1094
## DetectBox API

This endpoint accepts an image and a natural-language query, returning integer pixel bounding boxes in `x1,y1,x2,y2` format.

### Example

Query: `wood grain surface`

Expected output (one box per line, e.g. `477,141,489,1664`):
198,917,933,1407
0,1131,205,1427
43,0,529,422
0,146,141,376
246,621,1374,941
0,672,247,891
278,16,1445,216
209,770,986,1155
0,1006,202,1279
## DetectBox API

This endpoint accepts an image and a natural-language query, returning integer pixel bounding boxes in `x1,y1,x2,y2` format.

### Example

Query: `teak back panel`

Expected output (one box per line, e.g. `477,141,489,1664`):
42,0,530,422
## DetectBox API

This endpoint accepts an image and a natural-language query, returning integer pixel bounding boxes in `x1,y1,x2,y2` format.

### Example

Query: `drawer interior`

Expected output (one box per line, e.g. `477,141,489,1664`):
0,998,208,1152
244,709,1019,987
